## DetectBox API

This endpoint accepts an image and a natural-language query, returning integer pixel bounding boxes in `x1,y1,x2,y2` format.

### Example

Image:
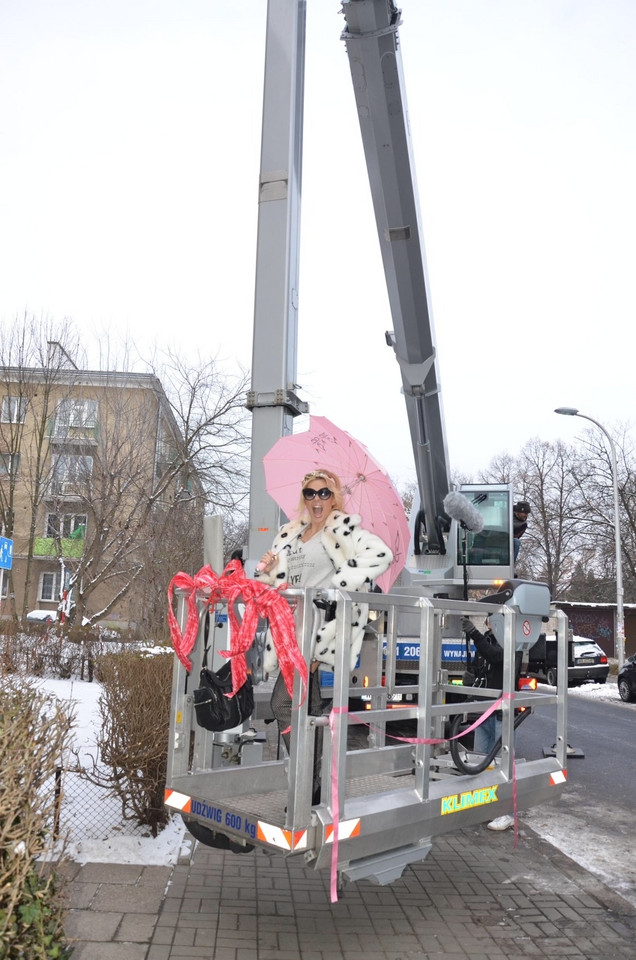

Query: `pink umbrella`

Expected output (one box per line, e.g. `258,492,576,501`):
262,415,409,592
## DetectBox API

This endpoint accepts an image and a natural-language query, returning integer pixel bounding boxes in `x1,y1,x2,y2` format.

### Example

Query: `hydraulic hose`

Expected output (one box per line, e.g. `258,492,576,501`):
449,707,532,776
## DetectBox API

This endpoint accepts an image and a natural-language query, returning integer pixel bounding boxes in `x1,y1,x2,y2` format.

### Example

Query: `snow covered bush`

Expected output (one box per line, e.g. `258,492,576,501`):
79,650,173,837
0,625,150,682
0,675,74,959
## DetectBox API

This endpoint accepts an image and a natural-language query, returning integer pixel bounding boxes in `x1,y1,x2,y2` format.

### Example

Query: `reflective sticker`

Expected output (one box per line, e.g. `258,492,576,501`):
550,770,567,785
257,822,292,849
164,789,192,813
291,829,308,851
325,819,361,843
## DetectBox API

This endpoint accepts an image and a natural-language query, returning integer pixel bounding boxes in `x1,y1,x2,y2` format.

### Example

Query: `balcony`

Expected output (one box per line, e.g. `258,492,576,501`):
48,424,99,446
33,537,85,559
47,481,86,501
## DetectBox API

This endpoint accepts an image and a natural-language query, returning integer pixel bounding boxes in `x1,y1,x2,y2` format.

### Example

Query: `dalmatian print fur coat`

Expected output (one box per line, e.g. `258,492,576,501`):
254,510,393,674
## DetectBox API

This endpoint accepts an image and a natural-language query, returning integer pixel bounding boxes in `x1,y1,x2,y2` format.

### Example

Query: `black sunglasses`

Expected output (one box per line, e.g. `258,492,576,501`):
302,486,333,501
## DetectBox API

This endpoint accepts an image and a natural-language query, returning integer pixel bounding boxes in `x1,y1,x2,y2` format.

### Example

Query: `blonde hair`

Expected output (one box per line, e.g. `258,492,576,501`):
295,469,344,520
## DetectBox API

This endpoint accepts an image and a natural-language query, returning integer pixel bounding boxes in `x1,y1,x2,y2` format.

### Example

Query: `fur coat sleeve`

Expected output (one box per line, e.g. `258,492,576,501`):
254,511,393,673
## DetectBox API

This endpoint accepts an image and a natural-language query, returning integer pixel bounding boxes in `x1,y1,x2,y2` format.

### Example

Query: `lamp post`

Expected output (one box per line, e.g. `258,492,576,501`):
555,407,625,668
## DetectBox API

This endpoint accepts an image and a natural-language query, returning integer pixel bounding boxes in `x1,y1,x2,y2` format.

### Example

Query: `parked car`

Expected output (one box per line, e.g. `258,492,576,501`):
26,609,57,623
528,635,609,687
617,653,636,703
567,639,610,686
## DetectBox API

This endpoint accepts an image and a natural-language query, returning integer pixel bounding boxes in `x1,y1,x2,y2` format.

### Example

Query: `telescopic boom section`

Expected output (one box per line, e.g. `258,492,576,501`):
246,0,308,568
341,0,450,553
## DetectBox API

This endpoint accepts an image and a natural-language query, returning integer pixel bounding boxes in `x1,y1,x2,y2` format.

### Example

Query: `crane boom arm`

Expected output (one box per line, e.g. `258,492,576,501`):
341,0,450,553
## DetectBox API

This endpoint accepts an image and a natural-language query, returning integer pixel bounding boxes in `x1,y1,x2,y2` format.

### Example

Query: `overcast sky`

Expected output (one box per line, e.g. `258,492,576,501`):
1,0,635,488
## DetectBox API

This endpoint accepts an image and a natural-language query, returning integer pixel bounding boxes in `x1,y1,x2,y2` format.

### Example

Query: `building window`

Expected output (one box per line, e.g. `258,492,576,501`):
51,454,93,495
46,513,87,538
54,398,98,437
1,396,27,424
39,571,61,602
0,453,20,477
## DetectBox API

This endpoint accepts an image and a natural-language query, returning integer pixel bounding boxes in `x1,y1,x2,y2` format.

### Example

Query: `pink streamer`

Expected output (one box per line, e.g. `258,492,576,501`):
327,692,517,902
329,707,346,904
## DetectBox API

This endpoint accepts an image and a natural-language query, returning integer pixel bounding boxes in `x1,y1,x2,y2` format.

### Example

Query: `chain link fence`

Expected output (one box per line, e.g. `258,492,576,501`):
0,627,153,680
54,763,161,851
3,628,175,853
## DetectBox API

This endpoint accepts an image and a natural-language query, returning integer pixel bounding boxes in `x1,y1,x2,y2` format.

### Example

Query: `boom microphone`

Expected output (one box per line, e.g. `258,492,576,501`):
443,492,484,533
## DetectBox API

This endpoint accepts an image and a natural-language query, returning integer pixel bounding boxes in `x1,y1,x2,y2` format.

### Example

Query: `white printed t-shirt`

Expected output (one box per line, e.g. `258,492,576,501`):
285,533,334,589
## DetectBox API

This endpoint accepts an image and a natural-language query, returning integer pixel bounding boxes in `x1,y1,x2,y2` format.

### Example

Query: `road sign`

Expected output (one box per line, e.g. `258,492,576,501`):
0,537,13,570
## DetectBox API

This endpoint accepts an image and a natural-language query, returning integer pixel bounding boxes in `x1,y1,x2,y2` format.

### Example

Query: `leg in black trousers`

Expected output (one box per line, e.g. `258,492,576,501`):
270,669,324,802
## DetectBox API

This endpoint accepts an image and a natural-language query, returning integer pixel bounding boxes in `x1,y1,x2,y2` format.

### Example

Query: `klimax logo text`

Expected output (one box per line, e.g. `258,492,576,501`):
440,785,499,815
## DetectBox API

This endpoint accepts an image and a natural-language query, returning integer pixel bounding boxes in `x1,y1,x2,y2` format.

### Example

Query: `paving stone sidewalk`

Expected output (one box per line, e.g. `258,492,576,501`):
63,822,636,960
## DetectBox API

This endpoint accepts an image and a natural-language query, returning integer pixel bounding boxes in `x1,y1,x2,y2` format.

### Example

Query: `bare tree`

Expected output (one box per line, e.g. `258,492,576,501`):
0,322,252,632
155,349,251,512
221,507,249,564
568,423,636,603
477,425,636,604
65,356,251,630
0,317,82,617
477,451,515,485
481,437,588,597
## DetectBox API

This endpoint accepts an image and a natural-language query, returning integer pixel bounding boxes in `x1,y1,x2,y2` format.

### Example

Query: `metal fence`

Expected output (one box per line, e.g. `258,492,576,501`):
2,631,172,852
54,764,152,846
0,630,157,680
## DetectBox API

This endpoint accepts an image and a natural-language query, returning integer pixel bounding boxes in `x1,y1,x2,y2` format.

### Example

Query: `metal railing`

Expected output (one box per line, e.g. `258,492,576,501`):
166,584,569,877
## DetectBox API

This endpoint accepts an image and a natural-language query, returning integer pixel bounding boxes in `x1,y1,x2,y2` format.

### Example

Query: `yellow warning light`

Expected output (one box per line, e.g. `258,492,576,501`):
363,675,370,688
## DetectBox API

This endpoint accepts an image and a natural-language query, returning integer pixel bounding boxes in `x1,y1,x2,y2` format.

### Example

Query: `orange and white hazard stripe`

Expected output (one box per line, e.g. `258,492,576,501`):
164,789,192,813
256,822,308,851
325,818,361,844
549,770,567,786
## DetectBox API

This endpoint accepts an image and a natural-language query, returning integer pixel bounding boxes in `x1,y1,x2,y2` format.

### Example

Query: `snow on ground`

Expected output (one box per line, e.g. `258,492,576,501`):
555,675,624,705
35,676,187,866
33,670,634,906
521,675,636,909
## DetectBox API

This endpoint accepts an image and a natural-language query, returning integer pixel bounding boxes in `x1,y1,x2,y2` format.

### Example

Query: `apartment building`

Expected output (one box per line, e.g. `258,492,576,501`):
0,355,194,628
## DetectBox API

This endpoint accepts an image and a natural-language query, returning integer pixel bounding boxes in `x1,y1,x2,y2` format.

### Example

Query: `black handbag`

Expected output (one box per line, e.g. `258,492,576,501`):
192,612,254,732
193,661,254,731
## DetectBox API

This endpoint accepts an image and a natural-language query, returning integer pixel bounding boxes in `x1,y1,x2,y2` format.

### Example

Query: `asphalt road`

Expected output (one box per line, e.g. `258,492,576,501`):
517,680,636,908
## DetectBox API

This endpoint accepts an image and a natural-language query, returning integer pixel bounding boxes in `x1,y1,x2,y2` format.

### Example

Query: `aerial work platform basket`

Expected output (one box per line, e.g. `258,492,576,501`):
165,586,569,891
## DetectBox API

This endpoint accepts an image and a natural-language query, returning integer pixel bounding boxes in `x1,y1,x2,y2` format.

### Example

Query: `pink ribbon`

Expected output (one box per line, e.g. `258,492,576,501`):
327,692,517,902
167,560,307,705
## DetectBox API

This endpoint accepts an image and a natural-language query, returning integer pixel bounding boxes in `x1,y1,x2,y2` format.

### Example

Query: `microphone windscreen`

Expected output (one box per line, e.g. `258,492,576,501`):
443,491,485,533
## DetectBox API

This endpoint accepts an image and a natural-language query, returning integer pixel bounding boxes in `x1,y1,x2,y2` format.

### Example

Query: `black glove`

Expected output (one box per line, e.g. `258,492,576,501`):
461,617,476,634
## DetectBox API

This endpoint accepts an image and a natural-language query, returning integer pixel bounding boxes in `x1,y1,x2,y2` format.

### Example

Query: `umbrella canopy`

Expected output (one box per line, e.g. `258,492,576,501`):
262,415,409,592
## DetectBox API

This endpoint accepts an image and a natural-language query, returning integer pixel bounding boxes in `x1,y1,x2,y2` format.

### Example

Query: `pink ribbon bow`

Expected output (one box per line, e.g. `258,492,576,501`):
167,559,307,704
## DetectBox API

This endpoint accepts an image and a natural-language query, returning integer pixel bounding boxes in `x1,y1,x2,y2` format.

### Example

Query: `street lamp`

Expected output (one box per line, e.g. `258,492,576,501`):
555,407,625,668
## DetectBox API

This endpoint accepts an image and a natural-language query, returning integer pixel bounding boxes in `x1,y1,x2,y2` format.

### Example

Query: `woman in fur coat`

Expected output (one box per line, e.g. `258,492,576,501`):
255,468,393,799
